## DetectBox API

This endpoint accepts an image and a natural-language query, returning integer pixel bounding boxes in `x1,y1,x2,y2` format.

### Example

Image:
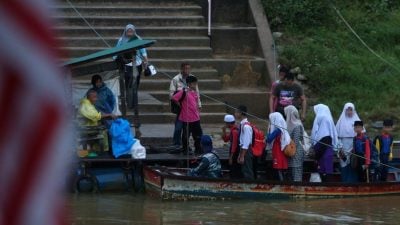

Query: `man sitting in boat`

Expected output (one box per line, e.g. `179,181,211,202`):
78,90,116,152
188,135,222,178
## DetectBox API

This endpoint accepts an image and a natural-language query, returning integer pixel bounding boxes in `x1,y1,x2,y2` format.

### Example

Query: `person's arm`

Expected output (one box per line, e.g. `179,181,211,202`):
390,138,394,161
300,95,307,121
266,129,281,143
190,158,210,176
221,126,230,142
365,139,371,167
238,124,252,164
108,88,116,111
169,78,177,98
79,102,101,123
140,48,148,65
171,89,183,103
196,84,202,108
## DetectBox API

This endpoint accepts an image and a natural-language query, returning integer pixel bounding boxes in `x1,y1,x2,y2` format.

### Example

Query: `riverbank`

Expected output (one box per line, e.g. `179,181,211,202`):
262,1,400,135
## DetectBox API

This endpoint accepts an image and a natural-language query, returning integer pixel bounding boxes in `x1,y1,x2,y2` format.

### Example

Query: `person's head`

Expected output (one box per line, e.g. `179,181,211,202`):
201,135,213,154
278,65,290,81
383,119,394,133
125,24,136,38
345,103,354,118
224,114,236,127
234,105,247,120
86,90,98,104
354,120,364,134
284,72,295,85
91,74,103,88
186,75,197,89
181,63,191,77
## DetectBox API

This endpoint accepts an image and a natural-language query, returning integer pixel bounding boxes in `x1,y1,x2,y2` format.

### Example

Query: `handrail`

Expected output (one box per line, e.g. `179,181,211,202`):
207,0,211,37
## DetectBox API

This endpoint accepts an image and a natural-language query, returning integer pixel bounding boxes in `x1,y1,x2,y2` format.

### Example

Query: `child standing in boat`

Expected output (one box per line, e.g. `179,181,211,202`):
267,112,291,181
172,75,203,154
311,104,338,182
353,120,371,182
222,114,242,179
374,119,394,181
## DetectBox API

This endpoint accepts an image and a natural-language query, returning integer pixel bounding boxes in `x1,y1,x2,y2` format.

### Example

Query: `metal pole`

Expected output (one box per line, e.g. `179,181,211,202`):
207,0,211,37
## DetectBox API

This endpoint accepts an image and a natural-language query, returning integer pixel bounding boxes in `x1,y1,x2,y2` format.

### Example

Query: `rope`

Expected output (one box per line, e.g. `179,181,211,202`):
65,0,399,173
330,3,400,73
156,69,400,171
65,0,111,48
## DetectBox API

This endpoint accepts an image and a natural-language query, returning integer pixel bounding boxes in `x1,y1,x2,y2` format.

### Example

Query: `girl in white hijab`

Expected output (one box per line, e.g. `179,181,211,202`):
311,104,338,181
267,112,291,181
284,105,305,182
336,102,363,182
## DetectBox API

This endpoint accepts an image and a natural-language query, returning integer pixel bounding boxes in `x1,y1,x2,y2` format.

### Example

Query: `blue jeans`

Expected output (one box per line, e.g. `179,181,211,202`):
173,118,183,146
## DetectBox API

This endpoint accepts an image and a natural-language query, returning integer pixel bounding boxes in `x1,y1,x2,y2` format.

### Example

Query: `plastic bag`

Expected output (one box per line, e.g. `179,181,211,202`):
131,139,146,159
110,118,135,158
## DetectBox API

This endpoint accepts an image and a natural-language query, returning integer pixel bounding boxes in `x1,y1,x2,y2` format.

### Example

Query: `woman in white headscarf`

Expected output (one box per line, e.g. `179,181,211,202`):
114,24,149,136
336,102,363,182
311,104,338,182
267,112,291,181
284,105,305,182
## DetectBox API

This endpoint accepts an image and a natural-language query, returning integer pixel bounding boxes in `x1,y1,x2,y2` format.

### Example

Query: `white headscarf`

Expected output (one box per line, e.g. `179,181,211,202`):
336,102,364,137
311,104,338,147
284,105,303,134
117,24,141,46
269,112,291,150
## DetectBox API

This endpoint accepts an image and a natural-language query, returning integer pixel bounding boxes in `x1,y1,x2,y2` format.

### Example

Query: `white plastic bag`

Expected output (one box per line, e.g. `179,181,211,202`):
309,172,321,183
131,139,146,159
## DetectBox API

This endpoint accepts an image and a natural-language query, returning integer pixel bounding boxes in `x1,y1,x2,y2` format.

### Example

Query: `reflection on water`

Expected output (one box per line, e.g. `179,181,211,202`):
69,194,400,225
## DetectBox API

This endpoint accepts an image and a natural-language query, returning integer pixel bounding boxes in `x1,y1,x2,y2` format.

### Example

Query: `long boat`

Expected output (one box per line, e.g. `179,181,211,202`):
143,166,400,200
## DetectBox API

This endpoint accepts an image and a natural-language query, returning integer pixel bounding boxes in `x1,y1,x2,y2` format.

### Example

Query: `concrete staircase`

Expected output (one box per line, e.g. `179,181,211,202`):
56,0,270,146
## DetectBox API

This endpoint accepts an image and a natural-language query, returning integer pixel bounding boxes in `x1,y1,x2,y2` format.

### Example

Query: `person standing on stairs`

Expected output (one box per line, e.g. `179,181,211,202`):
169,63,202,150
114,24,149,137
171,75,203,154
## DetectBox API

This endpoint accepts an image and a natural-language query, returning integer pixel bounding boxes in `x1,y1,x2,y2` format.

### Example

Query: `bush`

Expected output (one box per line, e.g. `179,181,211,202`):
261,0,332,30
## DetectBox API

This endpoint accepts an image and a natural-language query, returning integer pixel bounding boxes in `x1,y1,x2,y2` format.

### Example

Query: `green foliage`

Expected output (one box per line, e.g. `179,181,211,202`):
264,1,400,129
261,0,332,30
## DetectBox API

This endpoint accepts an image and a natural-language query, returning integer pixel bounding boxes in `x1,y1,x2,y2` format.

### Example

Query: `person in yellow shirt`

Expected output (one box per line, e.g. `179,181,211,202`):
79,90,116,153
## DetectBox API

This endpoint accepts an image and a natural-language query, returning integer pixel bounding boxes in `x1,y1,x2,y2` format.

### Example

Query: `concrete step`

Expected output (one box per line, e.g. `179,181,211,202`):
140,79,222,91
56,0,196,6
52,5,202,17
57,36,210,48
61,46,213,59
152,68,219,79
54,16,205,27
54,26,209,37
149,89,268,104
127,112,227,124
138,123,227,147
139,102,226,113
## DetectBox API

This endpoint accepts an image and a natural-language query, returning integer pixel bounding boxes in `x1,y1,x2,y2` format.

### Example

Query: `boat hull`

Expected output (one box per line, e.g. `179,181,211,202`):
143,166,400,200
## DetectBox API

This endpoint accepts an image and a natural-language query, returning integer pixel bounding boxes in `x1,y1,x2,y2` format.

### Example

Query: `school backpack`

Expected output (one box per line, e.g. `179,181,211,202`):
170,89,186,114
373,135,393,155
244,122,266,157
353,135,379,168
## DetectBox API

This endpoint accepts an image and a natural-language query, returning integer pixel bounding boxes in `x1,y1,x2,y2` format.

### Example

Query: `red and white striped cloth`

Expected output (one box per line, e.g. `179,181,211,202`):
0,1,72,225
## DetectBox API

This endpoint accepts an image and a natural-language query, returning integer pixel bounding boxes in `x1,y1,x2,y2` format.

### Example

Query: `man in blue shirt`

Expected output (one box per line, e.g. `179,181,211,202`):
188,135,222,178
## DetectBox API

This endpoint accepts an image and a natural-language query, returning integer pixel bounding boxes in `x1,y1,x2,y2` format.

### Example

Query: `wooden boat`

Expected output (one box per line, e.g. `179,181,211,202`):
143,166,400,200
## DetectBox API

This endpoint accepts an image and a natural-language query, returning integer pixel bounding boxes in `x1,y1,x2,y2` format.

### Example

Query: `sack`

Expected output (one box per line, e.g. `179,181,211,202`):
284,139,296,157
110,119,135,158
131,139,146,159
170,89,186,114
309,172,322,182
244,122,266,157
301,128,312,154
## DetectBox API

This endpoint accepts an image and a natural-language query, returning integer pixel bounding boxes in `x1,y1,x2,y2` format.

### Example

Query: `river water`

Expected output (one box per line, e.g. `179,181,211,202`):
69,194,400,225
